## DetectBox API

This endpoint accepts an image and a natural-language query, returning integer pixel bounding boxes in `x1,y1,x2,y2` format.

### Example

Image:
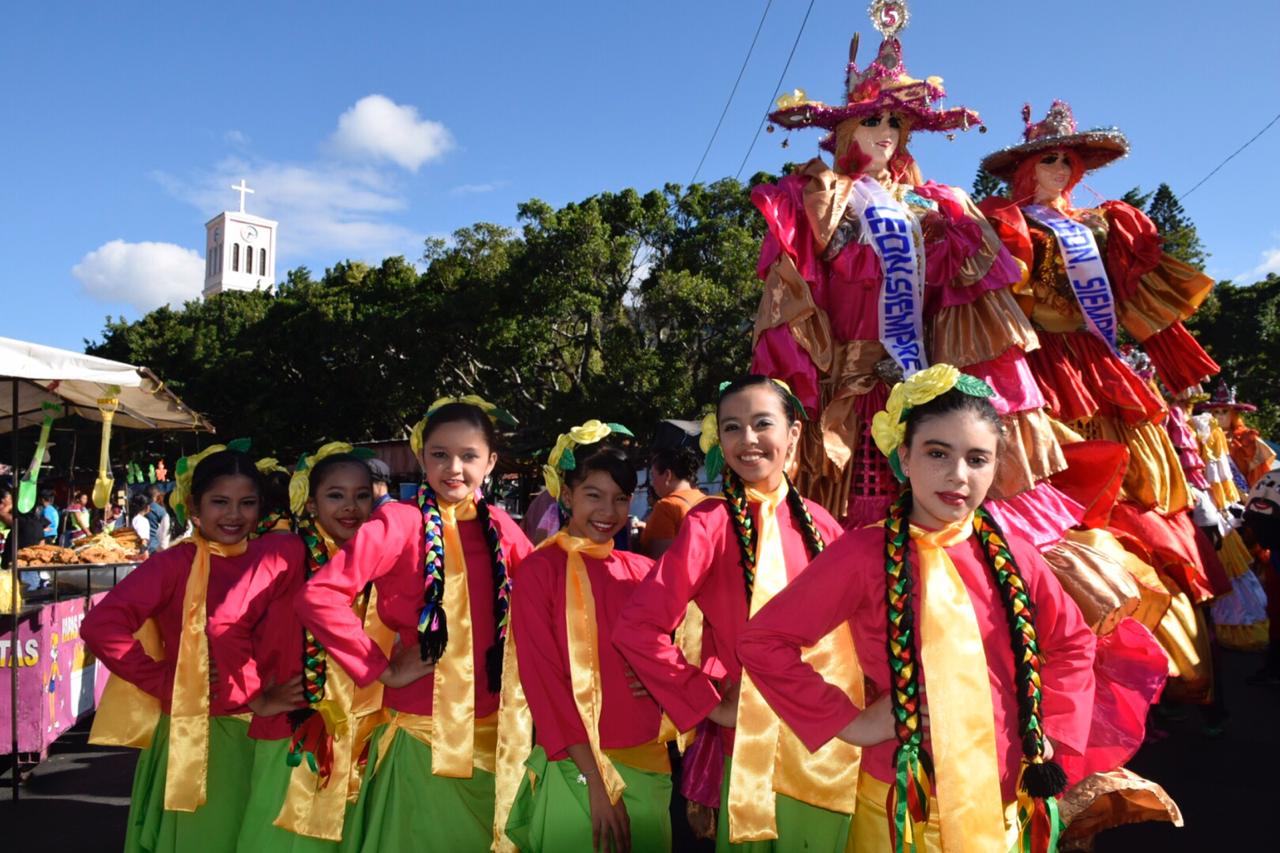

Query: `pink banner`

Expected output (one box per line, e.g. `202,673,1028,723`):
1,592,112,757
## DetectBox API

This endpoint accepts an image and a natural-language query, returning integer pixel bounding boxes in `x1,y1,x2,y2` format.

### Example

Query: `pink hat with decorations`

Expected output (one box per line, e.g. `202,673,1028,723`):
981,100,1129,180
1195,379,1258,414
767,0,983,152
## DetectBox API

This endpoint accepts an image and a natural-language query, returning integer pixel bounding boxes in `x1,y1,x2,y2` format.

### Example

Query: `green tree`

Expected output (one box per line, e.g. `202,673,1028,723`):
1185,273,1280,436
1144,183,1209,269
971,168,1005,202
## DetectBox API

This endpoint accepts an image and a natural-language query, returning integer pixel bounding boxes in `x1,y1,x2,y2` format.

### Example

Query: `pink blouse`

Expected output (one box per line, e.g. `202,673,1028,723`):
738,522,1096,802
513,544,660,760
613,496,843,749
295,501,532,716
82,536,300,717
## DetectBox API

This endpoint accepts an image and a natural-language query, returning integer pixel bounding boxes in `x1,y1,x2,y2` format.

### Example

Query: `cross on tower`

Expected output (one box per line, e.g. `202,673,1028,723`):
231,179,255,213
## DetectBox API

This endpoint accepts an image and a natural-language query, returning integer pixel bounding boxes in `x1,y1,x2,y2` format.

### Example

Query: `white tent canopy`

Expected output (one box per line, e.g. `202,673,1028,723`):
0,336,212,433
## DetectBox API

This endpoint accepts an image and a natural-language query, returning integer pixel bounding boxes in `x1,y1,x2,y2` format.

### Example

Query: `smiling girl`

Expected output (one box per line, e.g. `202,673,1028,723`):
739,365,1096,852
210,446,394,850
501,427,671,853
614,376,854,851
83,447,298,853
295,399,532,852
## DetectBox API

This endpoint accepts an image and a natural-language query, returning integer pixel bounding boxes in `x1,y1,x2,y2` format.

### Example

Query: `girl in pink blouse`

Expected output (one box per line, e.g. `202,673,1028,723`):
83,448,295,853
739,366,1096,852
614,377,854,851
211,449,387,850
505,440,670,853
295,401,532,852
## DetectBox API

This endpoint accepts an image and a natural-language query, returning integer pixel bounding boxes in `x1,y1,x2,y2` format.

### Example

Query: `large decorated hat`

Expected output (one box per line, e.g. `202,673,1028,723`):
767,0,982,152
1195,379,1258,413
980,100,1129,180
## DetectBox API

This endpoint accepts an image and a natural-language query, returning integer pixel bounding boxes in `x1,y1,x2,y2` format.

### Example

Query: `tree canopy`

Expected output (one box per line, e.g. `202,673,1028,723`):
88,177,772,464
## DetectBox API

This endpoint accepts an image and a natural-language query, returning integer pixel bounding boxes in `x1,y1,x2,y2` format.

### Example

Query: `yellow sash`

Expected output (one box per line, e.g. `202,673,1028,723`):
911,518,1007,852
493,625,530,853
728,482,863,842
431,497,479,777
372,709,499,775
167,533,248,811
275,531,396,841
556,532,628,803
89,619,166,748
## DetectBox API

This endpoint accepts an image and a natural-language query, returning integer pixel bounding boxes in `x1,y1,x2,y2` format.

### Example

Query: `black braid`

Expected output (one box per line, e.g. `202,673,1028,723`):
783,474,825,559
723,471,824,603
475,498,511,694
721,469,757,602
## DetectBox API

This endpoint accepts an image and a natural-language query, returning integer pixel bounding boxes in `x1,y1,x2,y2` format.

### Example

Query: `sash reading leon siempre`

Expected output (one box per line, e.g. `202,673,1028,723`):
1023,203,1119,351
850,176,928,376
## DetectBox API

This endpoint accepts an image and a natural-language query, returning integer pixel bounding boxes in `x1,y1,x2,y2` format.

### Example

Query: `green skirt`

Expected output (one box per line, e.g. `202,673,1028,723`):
339,723,496,853
715,757,850,853
505,746,673,853
235,737,343,852
123,714,255,853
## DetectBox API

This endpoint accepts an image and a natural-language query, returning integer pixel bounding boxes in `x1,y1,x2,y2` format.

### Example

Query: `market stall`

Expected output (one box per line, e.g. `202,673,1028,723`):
1,335,211,798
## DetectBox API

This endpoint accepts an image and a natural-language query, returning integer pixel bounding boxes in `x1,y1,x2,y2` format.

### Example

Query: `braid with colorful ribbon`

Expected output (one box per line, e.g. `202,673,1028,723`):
416,482,449,664
974,506,1067,852
882,490,933,852
475,497,511,694
882,490,1067,853
253,508,291,538
285,515,336,778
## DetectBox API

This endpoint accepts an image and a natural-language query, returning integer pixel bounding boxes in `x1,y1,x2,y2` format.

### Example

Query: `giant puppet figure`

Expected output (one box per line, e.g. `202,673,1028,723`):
978,104,1226,708
978,101,1220,516
751,1,1076,538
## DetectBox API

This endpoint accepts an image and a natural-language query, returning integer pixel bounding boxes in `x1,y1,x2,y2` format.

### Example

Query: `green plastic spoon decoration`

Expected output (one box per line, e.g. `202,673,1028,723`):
17,402,63,513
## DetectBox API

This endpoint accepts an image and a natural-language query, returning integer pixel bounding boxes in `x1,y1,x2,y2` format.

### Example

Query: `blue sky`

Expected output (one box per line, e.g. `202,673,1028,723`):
4,0,1278,353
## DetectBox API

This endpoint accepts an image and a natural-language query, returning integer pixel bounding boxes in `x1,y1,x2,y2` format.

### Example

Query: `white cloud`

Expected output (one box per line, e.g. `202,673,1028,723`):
330,95,452,171
154,157,420,260
451,181,506,196
72,240,205,311
1235,246,1280,282
224,129,249,146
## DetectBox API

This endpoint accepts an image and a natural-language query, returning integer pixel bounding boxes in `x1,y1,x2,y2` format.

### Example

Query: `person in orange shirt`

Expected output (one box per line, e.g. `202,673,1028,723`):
639,447,706,558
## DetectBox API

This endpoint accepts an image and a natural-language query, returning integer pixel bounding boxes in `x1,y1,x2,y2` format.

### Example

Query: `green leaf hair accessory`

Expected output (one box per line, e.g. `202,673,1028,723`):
542,419,634,499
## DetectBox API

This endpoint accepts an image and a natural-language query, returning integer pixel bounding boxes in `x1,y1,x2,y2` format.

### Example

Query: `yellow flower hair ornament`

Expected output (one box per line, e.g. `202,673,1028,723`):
170,437,252,527
256,457,288,476
698,411,725,481
409,395,518,457
870,364,993,481
288,442,375,517
542,419,635,500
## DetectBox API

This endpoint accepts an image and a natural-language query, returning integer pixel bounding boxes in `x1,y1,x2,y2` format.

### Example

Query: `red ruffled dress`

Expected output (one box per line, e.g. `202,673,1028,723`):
979,198,1219,517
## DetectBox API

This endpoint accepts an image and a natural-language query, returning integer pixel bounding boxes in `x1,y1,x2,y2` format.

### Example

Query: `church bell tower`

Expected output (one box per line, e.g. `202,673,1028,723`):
203,179,278,297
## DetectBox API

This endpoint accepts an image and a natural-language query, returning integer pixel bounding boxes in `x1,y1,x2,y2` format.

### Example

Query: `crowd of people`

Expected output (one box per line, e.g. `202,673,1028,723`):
58,3,1279,852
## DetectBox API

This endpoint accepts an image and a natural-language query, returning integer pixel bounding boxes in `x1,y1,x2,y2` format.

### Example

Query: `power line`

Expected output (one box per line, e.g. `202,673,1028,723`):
1179,111,1280,200
690,0,774,187
736,0,817,181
